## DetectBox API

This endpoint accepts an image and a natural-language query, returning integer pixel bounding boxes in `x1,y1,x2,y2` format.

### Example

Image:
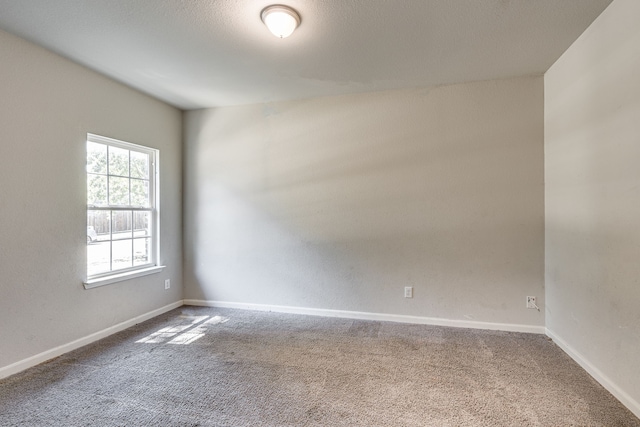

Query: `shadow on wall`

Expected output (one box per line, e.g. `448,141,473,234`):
184,82,543,319
545,201,640,332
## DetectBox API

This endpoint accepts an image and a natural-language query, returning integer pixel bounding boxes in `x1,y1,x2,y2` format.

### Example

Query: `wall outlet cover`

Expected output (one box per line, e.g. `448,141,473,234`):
526,296,536,309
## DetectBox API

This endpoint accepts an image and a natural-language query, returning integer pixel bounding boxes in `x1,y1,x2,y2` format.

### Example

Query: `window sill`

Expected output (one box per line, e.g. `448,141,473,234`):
84,265,166,289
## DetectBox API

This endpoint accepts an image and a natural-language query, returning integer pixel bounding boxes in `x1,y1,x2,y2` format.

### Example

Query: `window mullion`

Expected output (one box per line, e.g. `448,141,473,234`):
128,150,132,207
106,146,110,206
109,211,113,272
89,206,151,211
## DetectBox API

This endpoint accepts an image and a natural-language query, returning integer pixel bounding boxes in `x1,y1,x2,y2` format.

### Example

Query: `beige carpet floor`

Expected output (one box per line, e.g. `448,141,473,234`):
0,306,638,426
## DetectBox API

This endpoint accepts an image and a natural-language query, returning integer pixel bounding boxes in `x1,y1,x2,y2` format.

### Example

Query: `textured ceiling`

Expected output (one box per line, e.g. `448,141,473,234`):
0,0,613,109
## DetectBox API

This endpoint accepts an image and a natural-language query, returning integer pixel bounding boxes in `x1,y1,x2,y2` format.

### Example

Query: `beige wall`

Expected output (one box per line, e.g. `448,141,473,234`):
0,29,182,371
184,76,544,327
545,0,640,414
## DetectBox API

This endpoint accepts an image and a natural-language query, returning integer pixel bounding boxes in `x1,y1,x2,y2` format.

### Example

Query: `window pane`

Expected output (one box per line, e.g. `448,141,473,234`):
87,142,107,174
131,179,149,207
88,242,110,276
109,176,129,205
112,239,132,270
133,211,151,237
87,174,107,206
109,146,129,177
88,210,110,242
112,210,132,240
133,238,151,266
130,151,149,179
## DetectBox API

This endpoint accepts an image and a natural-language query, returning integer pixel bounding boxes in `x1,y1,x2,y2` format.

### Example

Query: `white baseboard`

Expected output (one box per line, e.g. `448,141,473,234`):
4,297,636,419
0,300,183,380
546,328,640,419
183,299,545,334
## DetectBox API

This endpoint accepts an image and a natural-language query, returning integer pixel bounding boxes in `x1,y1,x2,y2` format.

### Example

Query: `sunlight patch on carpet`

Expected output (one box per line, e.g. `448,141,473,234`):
136,315,229,345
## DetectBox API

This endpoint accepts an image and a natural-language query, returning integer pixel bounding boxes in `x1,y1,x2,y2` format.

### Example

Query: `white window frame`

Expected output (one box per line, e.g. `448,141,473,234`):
84,133,163,289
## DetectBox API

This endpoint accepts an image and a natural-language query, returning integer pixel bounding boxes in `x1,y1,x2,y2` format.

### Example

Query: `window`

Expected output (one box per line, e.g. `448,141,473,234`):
86,134,161,287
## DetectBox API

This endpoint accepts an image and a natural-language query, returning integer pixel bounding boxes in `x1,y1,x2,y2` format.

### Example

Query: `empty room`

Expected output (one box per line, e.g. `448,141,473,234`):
1,0,639,425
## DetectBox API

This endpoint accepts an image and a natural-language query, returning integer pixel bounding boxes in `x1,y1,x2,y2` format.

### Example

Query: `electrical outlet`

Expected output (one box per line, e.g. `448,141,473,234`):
526,296,536,309
165,279,170,290
404,286,413,298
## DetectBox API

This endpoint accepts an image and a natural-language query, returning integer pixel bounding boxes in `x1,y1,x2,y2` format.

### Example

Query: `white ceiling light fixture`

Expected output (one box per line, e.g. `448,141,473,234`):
261,5,301,38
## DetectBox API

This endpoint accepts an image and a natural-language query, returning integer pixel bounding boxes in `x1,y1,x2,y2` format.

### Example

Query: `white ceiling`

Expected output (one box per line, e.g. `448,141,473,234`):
0,0,613,110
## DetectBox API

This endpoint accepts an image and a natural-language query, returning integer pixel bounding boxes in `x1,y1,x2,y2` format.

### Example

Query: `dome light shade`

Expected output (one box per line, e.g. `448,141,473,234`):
261,5,301,38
